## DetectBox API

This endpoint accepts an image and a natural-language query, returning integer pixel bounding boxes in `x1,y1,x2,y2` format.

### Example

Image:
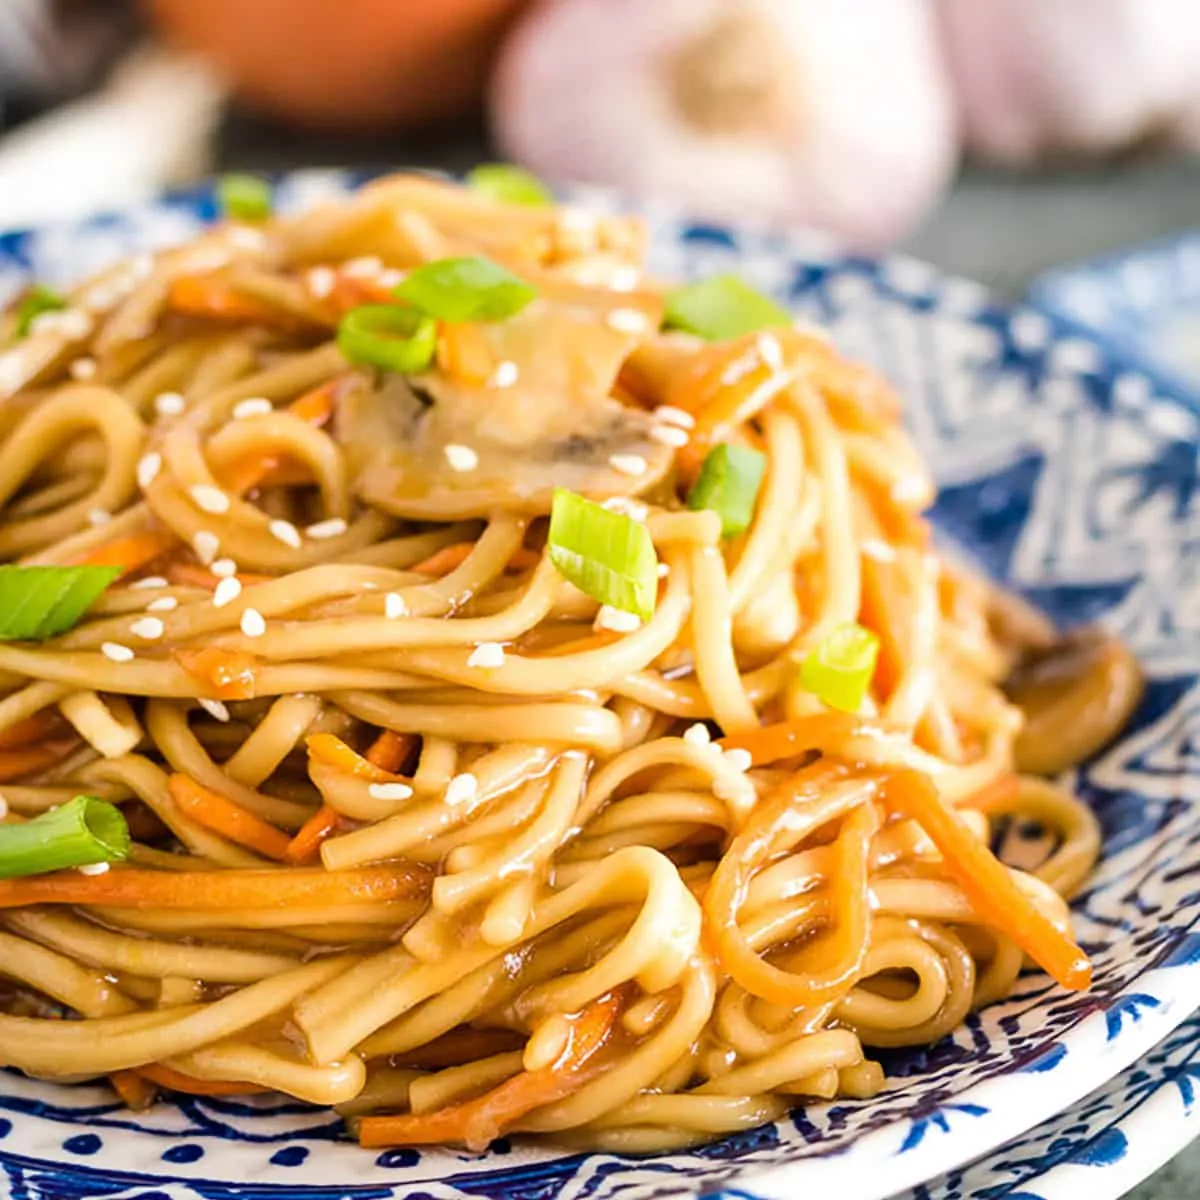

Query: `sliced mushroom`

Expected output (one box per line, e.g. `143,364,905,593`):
343,301,675,520
1006,627,1143,776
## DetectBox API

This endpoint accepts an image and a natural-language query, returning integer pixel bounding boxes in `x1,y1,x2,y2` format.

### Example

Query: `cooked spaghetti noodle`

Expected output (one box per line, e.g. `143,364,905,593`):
0,174,1141,1152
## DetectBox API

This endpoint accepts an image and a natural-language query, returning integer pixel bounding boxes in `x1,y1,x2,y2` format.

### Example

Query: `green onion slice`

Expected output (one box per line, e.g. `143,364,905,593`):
337,305,438,374
466,163,553,207
392,255,537,323
0,565,121,641
547,489,659,620
800,623,880,713
0,795,130,879
216,173,273,222
15,284,67,339
664,275,791,341
687,443,766,537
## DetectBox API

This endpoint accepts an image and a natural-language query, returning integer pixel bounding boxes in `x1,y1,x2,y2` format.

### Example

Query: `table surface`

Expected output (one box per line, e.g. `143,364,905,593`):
218,108,1200,1200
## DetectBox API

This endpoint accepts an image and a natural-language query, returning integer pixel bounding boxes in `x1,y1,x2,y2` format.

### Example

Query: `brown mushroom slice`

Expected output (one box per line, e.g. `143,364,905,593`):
1007,627,1144,776
344,302,675,520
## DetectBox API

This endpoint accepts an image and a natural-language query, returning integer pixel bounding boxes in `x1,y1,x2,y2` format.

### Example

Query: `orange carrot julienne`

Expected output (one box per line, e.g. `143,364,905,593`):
137,1063,265,1096
957,773,1022,813
532,632,622,658
411,542,539,577
73,528,179,576
879,770,1091,991
0,710,66,750
0,863,431,910
358,989,624,1149
364,729,417,774
174,646,262,701
166,563,274,590
717,712,886,768
306,733,402,783
109,1069,157,1110
283,803,342,865
167,774,292,861
436,321,494,386
167,275,282,325
0,738,80,782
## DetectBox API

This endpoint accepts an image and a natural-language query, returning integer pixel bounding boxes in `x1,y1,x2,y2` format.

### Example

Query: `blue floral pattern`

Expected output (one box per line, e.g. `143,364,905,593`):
0,174,1198,1200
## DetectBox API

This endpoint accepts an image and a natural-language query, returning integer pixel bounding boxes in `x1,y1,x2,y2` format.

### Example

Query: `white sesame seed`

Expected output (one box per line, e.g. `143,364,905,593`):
368,781,414,801
653,405,696,430
610,265,641,291
385,593,407,619
232,396,273,420
444,773,479,806
467,642,506,669
240,608,266,638
307,266,336,299
189,484,231,515
146,595,178,612
605,307,651,334
211,558,238,578
342,255,383,279
77,861,111,876
488,360,519,389
101,642,135,663
137,452,162,489
609,453,647,477
305,517,348,540
657,562,670,578
154,390,185,417
724,748,753,773
602,496,649,521
129,617,164,640
87,508,111,527
683,723,711,747
714,776,757,806
649,424,689,448
212,576,243,608
861,538,897,563
192,530,220,564
756,331,784,372
594,605,641,634
891,477,927,504
444,443,479,472
130,576,168,590
268,519,301,549
69,357,97,381
198,697,230,723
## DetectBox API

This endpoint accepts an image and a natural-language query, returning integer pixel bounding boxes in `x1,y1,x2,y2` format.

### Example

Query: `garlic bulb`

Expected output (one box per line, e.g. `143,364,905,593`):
938,0,1200,164
490,0,957,250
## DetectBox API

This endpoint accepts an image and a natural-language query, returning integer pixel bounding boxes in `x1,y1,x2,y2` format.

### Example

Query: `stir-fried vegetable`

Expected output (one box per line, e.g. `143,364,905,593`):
0,796,130,879
0,565,120,640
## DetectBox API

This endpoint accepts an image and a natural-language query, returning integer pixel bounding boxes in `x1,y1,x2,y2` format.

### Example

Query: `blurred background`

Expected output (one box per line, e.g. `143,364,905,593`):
4,0,1200,298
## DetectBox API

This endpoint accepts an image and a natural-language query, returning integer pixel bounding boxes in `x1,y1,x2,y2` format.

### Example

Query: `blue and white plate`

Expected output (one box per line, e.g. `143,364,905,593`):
1,173,1200,1200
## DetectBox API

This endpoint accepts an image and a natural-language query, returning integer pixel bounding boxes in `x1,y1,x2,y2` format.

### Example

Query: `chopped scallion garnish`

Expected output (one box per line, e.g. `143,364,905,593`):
15,284,66,339
0,565,121,641
392,255,537,323
0,795,130,879
466,163,553,207
217,173,273,222
800,623,880,713
687,443,766,537
664,275,791,341
547,489,658,620
337,304,438,374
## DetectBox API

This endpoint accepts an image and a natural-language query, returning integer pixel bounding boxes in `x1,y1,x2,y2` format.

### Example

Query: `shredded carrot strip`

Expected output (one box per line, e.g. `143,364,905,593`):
364,729,417,774
358,990,624,1149
216,379,339,496
717,712,884,768
957,773,1022,813
0,710,66,750
436,321,494,386
879,770,1091,991
390,1027,526,1071
137,1063,265,1096
411,542,539,577
175,646,262,701
325,273,396,314
72,527,179,576
167,275,282,325
283,803,342,865
0,738,79,782
167,774,292,861
306,733,402,783
109,1069,157,1110
0,863,431,910
533,632,621,658
166,563,274,590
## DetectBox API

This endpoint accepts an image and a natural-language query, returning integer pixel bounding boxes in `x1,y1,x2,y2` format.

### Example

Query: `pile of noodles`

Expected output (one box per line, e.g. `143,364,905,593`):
0,175,1138,1153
